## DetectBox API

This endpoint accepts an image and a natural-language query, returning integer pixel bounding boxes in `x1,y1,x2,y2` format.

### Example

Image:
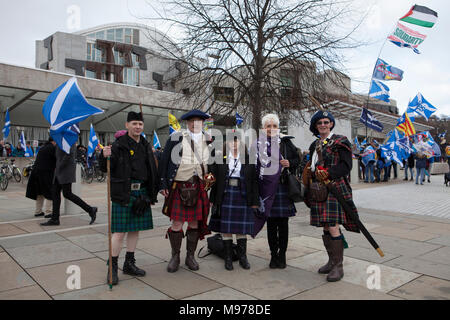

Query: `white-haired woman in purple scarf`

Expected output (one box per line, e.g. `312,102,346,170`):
253,114,299,269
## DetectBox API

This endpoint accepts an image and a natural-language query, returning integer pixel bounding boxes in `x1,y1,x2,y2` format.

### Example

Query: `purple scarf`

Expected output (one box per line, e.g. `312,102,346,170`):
251,135,282,238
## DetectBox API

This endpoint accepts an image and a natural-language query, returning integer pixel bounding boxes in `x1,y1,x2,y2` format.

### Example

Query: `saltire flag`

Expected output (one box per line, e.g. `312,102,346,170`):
405,106,416,122
407,93,437,120
42,77,103,153
396,112,416,136
153,131,161,149
88,124,98,158
369,80,390,102
400,5,438,28
381,142,403,167
236,112,244,126
168,112,180,134
386,129,404,144
361,138,367,147
397,137,414,155
353,137,361,151
20,131,33,157
52,124,80,154
438,131,447,138
361,145,376,166
372,59,404,81
141,132,147,139
360,108,384,132
204,118,214,131
2,109,10,139
388,22,426,54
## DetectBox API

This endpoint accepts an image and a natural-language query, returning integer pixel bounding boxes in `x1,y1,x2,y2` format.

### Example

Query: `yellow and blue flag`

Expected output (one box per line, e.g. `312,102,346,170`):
168,112,181,134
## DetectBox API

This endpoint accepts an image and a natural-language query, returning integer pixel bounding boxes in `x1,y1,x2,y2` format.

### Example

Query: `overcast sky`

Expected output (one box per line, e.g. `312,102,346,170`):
0,0,448,117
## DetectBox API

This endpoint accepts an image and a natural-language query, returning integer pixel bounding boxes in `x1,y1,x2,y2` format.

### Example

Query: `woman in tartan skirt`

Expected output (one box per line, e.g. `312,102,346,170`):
100,112,159,285
159,110,213,273
304,110,360,282
253,114,299,269
209,132,259,271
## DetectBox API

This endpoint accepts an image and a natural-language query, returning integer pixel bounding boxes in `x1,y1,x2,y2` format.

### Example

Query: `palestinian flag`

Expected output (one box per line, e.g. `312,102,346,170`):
400,5,438,28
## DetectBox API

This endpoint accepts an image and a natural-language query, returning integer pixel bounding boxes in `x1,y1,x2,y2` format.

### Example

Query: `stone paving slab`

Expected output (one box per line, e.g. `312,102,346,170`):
0,252,36,293
0,285,51,300
7,241,95,269
287,251,420,293
53,278,172,300
0,224,27,237
343,246,400,264
389,275,450,300
65,233,110,253
0,233,65,249
138,262,224,300
27,257,121,296
57,228,102,238
194,256,326,300
384,256,450,281
369,226,438,242
183,287,257,300
414,226,450,236
416,247,450,266
286,281,402,300
426,235,450,247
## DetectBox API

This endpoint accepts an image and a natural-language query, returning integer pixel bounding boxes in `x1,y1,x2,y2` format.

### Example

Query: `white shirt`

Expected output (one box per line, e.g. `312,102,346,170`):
228,152,242,178
189,130,202,144
311,132,333,172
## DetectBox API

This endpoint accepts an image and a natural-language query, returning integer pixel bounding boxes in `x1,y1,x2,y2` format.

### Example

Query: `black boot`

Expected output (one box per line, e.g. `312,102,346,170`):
223,239,233,271
237,238,250,270
277,218,288,269
123,252,146,277
167,229,183,273
267,218,279,268
185,229,200,271
89,207,97,225
107,256,119,286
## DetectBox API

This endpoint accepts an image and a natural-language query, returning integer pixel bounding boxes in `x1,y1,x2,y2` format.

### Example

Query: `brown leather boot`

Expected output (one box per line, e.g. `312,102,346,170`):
185,228,200,271
167,230,183,273
327,239,344,282
318,234,333,274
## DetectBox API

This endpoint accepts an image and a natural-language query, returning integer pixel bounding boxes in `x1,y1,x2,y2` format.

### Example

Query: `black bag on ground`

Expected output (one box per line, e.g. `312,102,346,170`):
198,234,239,261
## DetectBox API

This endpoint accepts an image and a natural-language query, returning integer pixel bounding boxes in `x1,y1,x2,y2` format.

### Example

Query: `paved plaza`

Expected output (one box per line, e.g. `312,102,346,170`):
0,173,449,300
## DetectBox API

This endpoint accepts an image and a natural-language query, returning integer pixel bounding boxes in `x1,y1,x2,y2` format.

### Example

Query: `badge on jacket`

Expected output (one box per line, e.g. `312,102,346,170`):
130,150,135,156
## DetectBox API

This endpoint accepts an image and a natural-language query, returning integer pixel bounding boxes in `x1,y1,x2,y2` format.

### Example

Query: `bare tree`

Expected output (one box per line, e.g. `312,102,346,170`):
144,0,366,130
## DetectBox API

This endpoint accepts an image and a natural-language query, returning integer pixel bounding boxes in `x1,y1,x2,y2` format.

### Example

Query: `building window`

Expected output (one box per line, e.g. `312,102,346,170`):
115,29,123,43
87,33,96,39
213,87,234,103
125,28,132,44
107,29,115,41
85,70,96,79
123,68,139,86
131,53,140,67
95,31,105,40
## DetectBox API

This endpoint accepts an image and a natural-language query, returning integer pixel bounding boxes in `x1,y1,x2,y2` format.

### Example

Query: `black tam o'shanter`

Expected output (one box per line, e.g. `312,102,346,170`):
127,112,143,122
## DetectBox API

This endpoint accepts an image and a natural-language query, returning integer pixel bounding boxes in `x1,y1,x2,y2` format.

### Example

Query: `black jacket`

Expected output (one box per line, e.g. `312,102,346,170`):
34,142,56,172
25,142,56,200
209,152,259,210
100,135,158,206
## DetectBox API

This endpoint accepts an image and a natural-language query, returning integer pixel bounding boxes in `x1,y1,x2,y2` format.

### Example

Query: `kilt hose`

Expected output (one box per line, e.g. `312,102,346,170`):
268,183,297,218
208,185,254,235
111,187,153,233
309,177,359,233
164,180,211,240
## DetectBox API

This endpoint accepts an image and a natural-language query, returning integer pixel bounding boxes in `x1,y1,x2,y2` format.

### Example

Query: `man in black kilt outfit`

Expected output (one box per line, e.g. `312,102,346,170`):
304,110,360,282
159,110,213,273
100,112,159,285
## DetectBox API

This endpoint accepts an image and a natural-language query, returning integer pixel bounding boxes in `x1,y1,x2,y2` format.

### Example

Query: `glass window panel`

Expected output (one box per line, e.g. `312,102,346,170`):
115,29,123,43
95,31,105,40
107,29,115,41
87,33,96,39
87,44,92,60
125,28,132,36
85,70,96,79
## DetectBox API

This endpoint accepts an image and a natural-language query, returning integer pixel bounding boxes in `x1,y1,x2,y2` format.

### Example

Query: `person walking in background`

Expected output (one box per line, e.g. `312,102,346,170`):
415,153,427,185
26,137,56,217
404,153,415,181
41,143,97,226
423,157,433,183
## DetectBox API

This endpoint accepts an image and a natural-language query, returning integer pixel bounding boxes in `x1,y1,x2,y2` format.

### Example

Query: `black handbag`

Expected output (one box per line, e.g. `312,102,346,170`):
197,234,239,261
283,142,303,203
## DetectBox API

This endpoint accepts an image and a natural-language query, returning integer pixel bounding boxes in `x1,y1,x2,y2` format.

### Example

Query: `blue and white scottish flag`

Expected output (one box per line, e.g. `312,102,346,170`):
408,93,437,120
153,131,161,149
236,112,244,126
2,109,10,139
42,77,103,153
52,124,80,154
20,131,33,157
42,77,103,133
88,124,98,158
369,80,390,102
381,142,403,167
359,108,384,132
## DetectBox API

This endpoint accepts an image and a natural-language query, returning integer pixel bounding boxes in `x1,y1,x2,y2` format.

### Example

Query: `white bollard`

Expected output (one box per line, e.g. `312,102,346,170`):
64,164,83,215
351,158,360,185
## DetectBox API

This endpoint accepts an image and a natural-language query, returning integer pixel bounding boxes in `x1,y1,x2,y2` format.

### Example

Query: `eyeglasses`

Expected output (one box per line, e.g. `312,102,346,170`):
317,121,331,125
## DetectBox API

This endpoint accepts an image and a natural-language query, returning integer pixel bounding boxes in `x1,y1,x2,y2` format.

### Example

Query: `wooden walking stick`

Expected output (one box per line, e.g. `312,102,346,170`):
107,157,113,290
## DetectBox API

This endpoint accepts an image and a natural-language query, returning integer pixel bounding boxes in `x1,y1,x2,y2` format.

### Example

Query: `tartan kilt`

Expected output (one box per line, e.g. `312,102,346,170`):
111,188,153,233
309,177,359,233
209,185,254,235
169,182,209,222
268,183,297,218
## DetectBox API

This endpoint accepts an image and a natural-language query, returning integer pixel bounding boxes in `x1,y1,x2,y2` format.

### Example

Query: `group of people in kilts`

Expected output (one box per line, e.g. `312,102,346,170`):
100,108,360,286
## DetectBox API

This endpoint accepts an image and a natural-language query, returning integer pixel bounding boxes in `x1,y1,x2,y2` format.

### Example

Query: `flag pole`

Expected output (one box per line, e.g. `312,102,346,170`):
107,157,113,290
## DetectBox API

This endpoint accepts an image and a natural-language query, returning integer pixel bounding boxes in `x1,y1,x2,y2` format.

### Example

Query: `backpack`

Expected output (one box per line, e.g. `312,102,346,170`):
198,234,239,261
